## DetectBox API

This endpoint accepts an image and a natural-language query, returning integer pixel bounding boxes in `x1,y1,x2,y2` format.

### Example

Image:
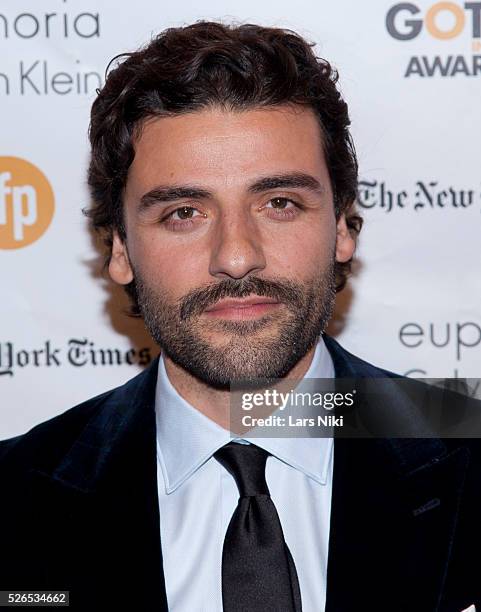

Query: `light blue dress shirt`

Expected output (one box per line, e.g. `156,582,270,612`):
155,334,335,611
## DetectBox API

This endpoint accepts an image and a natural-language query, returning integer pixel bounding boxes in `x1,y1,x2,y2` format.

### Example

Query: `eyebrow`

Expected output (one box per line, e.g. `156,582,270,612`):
138,172,325,212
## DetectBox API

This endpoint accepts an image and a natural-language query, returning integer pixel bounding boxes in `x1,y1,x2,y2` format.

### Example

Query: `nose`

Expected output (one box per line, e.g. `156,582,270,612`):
208,210,266,279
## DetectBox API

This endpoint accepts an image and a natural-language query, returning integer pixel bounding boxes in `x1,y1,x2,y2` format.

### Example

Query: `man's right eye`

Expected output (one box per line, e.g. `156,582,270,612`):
160,205,208,231
169,206,201,220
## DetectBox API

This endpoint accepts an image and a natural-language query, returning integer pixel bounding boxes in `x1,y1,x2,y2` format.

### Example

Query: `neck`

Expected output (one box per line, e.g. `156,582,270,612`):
163,345,318,430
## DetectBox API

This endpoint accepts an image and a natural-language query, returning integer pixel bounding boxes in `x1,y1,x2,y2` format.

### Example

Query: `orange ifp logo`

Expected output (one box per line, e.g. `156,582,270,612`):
0,156,55,249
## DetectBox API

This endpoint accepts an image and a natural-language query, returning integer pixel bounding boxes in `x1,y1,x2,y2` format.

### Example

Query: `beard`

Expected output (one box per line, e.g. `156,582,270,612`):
133,257,336,390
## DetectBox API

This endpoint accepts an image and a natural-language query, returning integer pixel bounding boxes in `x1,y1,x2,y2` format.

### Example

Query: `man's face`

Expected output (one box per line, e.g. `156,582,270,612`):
109,104,355,387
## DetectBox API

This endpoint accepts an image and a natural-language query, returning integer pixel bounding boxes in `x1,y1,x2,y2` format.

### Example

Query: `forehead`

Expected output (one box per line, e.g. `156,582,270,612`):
127,104,328,191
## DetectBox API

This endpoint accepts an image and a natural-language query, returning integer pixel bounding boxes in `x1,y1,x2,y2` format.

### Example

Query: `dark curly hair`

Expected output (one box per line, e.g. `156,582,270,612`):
86,20,362,314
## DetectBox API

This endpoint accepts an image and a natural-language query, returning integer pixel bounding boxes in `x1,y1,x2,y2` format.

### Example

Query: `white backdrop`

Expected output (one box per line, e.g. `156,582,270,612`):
1,0,480,438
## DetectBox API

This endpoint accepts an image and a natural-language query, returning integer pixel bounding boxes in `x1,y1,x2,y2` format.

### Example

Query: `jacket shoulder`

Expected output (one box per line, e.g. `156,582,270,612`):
0,388,113,470
0,361,158,472
323,333,402,379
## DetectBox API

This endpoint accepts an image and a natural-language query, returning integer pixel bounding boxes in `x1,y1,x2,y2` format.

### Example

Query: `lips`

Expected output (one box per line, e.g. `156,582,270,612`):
204,296,280,312
202,295,282,320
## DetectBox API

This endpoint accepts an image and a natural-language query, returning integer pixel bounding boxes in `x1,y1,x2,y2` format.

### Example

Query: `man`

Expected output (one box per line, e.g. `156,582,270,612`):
1,21,480,612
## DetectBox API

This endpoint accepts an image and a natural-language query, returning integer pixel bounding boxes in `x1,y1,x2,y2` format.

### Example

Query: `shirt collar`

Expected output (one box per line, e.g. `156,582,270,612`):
155,334,334,494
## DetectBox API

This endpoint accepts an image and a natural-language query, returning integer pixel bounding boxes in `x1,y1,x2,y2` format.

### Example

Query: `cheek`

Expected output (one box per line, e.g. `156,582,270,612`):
263,218,336,277
131,236,210,297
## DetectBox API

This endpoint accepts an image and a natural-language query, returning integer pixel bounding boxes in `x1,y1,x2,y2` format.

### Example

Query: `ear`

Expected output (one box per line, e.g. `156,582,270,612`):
335,213,356,263
109,231,134,285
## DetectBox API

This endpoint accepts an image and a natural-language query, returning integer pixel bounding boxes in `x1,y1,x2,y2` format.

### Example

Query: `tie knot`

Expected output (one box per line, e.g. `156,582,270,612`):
214,442,271,497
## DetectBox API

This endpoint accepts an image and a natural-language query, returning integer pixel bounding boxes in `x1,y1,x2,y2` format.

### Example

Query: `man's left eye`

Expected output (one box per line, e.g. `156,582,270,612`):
265,197,296,209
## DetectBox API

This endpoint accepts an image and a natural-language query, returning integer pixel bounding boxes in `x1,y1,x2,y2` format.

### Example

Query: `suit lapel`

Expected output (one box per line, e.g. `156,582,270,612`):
28,358,169,611
325,438,469,611
323,335,470,611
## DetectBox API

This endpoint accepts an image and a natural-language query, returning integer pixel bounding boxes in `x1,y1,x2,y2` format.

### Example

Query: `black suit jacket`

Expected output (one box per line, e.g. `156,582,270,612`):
1,335,480,611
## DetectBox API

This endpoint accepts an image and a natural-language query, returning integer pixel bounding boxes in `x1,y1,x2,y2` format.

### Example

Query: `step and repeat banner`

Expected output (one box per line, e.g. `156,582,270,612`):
1,0,480,438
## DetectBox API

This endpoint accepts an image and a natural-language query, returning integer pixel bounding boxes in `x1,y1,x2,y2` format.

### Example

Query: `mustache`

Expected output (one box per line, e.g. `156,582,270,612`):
179,276,304,320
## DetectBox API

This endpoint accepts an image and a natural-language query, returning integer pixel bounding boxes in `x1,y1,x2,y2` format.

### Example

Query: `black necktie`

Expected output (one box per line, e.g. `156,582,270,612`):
214,442,302,612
